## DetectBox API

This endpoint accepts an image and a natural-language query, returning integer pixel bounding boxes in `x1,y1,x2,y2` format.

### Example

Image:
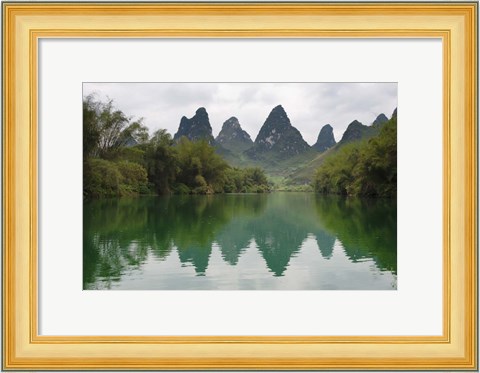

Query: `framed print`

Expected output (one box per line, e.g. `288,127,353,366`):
2,2,477,370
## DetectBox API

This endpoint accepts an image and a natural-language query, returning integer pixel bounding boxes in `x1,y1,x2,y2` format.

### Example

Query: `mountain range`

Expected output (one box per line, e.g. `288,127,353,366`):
173,105,396,186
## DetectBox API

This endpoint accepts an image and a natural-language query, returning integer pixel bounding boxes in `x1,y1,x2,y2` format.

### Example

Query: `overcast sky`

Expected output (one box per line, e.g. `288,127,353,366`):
83,82,397,145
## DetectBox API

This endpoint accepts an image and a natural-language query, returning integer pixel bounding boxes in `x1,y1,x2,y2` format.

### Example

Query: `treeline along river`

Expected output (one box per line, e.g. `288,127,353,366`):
83,192,397,290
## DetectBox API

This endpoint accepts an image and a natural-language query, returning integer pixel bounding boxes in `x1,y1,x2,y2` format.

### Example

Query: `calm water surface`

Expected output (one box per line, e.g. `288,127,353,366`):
83,193,397,290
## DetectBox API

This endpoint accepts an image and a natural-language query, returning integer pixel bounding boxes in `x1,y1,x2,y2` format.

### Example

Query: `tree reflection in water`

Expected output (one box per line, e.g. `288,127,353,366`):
84,193,396,289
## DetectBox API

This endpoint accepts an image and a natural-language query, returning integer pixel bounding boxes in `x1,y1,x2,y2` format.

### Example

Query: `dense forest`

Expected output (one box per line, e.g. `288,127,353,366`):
83,95,271,198
313,112,397,197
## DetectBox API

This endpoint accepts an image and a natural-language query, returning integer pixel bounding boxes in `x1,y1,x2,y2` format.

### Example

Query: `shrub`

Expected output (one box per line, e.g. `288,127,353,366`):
173,183,191,195
84,158,123,198
84,159,149,198
116,160,148,194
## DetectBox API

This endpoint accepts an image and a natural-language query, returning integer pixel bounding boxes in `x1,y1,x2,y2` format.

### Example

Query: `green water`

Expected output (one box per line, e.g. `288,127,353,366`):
83,193,397,290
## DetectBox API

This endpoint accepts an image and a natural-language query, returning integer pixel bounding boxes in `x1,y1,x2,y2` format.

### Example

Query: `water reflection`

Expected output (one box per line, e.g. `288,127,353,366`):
84,193,396,290
314,196,397,273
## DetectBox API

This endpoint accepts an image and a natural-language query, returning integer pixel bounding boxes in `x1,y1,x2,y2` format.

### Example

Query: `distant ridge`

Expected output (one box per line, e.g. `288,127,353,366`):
313,124,336,153
173,107,215,145
215,117,253,153
245,105,310,160
372,113,388,128
339,120,371,144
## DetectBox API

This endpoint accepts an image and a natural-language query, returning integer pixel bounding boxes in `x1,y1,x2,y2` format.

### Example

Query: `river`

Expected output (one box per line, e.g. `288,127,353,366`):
83,192,397,290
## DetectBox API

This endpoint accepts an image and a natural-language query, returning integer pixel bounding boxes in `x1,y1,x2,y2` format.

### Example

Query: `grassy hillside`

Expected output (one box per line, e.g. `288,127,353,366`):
284,148,333,186
220,148,319,189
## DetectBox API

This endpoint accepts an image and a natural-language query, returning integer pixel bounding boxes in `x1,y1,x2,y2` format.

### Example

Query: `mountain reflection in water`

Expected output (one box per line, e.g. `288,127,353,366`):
83,193,396,290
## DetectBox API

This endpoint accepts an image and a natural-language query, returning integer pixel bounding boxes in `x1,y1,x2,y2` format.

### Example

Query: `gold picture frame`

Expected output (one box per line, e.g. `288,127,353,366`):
3,2,477,370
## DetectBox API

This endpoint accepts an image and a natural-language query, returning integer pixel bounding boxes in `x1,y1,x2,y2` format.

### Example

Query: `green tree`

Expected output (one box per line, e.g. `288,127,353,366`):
176,137,229,193
83,95,150,198
144,129,178,194
83,94,101,158
223,167,271,193
116,160,149,195
82,95,149,159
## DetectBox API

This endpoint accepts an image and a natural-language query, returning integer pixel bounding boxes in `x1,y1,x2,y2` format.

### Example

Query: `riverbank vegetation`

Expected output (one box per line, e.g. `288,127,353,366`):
313,114,397,197
83,95,396,199
83,95,271,198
